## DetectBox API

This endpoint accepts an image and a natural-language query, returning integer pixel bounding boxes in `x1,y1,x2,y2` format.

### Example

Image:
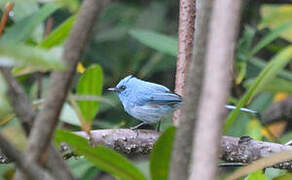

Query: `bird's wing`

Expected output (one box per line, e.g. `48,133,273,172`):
134,80,182,105
140,91,183,106
151,92,182,102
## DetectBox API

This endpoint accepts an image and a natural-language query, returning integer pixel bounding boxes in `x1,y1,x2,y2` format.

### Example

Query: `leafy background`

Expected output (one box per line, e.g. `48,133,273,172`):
0,0,292,179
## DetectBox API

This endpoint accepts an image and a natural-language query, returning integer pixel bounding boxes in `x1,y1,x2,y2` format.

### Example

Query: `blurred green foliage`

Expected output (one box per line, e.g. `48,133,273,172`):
55,130,147,180
0,0,292,179
150,127,176,180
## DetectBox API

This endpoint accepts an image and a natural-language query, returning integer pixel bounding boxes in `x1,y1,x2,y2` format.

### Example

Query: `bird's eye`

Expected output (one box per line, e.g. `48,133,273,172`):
119,85,126,91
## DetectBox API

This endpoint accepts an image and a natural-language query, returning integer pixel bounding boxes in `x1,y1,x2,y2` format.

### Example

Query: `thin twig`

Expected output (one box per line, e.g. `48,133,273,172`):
35,17,54,99
0,2,14,37
45,17,54,37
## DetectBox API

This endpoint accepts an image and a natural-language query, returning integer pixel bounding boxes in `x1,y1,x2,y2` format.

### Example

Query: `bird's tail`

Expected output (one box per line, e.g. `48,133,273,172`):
224,105,260,118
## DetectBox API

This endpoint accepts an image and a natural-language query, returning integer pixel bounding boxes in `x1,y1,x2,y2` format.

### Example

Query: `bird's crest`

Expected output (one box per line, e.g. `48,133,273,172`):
124,75,134,83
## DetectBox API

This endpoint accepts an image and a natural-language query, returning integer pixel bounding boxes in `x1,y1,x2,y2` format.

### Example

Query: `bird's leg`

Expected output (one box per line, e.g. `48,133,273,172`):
130,122,146,130
156,121,161,132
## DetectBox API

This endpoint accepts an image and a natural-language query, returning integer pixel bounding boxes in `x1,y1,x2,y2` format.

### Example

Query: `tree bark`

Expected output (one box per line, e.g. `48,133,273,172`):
189,0,242,179
173,0,195,126
2,130,292,170
170,0,213,179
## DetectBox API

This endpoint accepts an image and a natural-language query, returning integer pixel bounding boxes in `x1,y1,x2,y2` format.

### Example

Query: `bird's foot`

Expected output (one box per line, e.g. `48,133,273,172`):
156,121,161,132
130,122,146,130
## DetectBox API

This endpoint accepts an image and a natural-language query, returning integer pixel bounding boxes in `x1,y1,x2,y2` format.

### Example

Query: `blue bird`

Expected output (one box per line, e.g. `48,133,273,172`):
108,75,258,130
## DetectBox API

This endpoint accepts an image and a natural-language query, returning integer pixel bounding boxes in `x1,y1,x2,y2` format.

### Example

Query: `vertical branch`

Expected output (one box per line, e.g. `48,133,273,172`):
0,68,34,134
25,0,108,164
0,3,14,37
189,0,242,179
170,0,213,179
1,69,74,180
1,63,74,180
173,0,195,126
45,18,54,37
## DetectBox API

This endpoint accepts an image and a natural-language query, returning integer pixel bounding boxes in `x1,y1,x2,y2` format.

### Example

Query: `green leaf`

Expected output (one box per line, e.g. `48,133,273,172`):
246,170,267,180
129,29,177,56
249,23,292,58
0,3,60,44
235,61,247,84
60,103,81,126
250,57,292,81
224,45,292,132
245,77,292,94
39,15,76,49
259,5,292,42
246,119,262,140
77,65,103,124
237,26,256,62
265,168,287,180
66,158,96,179
55,130,147,180
0,44,65,70
280,132,292,144
273,173,292,180
57,0,80,12
226,93,273,137
150,126,176,180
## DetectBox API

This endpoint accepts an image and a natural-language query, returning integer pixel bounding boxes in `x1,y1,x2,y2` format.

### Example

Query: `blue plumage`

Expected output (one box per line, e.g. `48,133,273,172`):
108,75,259,129
108,75,182,129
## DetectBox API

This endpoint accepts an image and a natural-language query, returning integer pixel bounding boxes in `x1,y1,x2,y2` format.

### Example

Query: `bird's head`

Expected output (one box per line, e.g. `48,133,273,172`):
108,75,135,100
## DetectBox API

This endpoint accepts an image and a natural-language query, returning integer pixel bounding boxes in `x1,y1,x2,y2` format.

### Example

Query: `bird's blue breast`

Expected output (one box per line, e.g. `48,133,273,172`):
125,102,180,123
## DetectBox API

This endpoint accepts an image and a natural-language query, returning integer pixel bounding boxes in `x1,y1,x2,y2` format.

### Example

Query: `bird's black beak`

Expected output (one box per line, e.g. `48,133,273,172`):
107,87,119,93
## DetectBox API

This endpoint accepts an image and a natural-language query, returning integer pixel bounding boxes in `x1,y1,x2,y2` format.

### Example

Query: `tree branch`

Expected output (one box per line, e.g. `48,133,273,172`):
173,0,195,126
25,0,108,164
56,132,292,171
0,69,74,180
220,136,292,170
2,130,292,170
75,129,160,154
0,2,14,37
0,68,33,134
170,0,213,179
